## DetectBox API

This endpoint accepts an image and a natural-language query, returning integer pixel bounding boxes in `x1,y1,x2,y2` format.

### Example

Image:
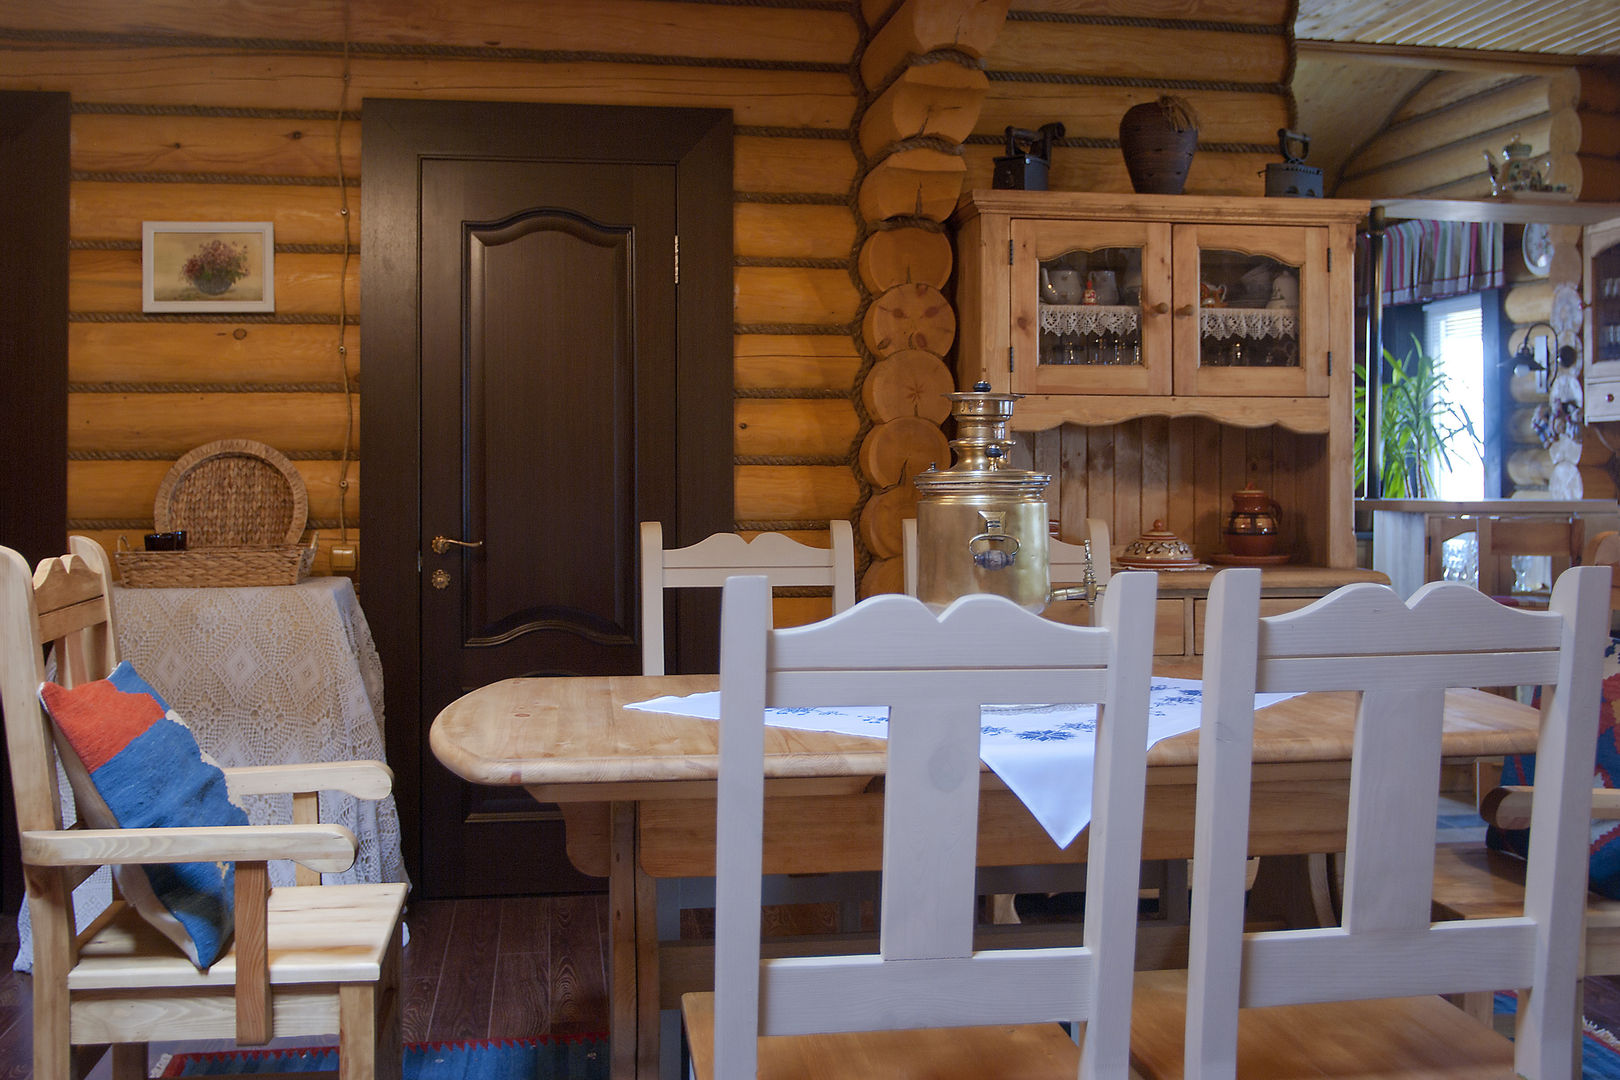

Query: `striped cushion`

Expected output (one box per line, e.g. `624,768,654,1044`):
39,661,248,968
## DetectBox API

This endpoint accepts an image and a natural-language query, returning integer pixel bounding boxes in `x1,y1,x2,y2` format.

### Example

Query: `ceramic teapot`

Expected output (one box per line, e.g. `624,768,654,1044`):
1040,265,1084,305
1223,485,1281,557
1484,134,1553,195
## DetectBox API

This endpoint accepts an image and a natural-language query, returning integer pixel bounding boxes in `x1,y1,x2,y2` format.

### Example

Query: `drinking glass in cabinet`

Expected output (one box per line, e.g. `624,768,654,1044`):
1037,247,1145,369
1198,249,1301,369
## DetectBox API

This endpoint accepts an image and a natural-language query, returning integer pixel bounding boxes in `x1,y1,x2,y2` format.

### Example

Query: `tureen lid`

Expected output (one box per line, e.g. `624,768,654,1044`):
1116,520,1201,569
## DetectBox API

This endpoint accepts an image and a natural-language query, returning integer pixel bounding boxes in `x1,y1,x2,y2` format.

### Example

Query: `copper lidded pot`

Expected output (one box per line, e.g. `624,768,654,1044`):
913,383,1098,612
1223,485,1282,557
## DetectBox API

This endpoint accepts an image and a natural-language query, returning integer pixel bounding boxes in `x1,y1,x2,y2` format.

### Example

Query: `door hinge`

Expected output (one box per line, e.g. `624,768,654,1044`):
674,235,680,285
1327,247,1333,272
1327,350,1332,376
1009,345,1015,373
1009,238,1015,265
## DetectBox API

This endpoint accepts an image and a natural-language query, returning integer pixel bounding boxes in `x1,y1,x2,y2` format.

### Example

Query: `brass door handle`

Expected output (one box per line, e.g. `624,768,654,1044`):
431,535,485,555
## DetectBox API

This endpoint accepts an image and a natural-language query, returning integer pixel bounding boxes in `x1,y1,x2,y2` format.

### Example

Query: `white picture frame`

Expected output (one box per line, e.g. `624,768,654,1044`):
142,221,275,313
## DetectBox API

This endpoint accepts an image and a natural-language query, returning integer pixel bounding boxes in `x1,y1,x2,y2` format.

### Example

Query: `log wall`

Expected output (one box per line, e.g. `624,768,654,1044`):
1,0,1299,606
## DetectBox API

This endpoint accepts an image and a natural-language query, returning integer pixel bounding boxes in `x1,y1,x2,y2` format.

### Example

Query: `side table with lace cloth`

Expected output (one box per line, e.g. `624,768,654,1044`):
15,576,408,970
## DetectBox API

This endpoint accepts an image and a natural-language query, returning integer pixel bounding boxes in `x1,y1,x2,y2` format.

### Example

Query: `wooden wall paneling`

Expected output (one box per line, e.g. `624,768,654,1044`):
1344,76,1549,177
734,399,859,458
1165,416,1198,549
1059,0,1286,27
1085,424,1116,538
69,323,359,386
734,465,859,522
734,203,854,260
1057,424,1088,537
68,392,353,454
1192,418,1223,556
72,181,354,245
962,147,1270,198
1392,71,1537,123
0,51,857,129
734,335,861,392
991,20,1288,84
1140,415,1170,532
67,459,359,523
734,267,859,327
1114,419,1144,548
734,136,856,195
71,114,362,179
1338,116,1555,197
1,0,860,62
70,250,358,315
772,596,835,629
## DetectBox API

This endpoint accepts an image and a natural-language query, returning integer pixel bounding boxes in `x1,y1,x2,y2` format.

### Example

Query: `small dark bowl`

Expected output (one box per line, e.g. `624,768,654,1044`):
143,530,188,552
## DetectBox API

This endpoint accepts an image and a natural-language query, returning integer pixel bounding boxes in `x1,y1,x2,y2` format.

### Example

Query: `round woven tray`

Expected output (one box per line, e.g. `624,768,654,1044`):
154,439,308,548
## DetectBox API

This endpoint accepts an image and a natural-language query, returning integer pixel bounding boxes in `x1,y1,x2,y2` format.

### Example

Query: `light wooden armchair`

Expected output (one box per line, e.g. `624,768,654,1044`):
682,570,1159,1078
1130,565,1609,1079
0,537,408,1080
640,520,856,676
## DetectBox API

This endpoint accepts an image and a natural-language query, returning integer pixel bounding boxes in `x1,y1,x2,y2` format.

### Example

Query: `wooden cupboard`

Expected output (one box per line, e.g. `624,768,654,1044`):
1586,215,1620,421
952,190,1368,571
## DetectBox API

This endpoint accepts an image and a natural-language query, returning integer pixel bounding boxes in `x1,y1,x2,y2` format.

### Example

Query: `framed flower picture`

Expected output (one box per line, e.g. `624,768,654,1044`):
142,221,275,313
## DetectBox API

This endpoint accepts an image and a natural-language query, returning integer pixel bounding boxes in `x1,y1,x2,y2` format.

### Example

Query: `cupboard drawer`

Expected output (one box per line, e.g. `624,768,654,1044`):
1588,374,1620,422
1192,595,1319,654
1154,598,1187,655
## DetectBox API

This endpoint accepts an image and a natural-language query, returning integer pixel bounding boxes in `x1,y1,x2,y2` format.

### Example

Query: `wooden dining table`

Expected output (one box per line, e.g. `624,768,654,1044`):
429,666,1541,1080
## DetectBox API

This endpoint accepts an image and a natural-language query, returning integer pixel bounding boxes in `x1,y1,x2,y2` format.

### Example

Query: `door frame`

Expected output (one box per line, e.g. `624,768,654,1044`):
361,99,733,885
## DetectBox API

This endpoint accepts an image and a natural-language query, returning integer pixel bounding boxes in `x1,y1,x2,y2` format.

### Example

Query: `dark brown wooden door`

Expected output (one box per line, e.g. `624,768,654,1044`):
418,161,675,895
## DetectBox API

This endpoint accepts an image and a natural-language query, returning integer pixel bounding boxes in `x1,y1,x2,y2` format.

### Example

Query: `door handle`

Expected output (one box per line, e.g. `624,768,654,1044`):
432,535,485,555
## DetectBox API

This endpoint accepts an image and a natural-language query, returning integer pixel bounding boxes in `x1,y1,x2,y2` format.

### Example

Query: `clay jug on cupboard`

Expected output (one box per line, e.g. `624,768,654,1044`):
1223,486,1281,557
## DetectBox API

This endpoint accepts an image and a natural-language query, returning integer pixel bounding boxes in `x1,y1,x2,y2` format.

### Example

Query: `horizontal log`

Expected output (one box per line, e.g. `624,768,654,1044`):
71,529,362,580
860,555,905,599
991,19,1288,85
963,146,1271,198
1339,116,1553,198
735,203,855,261
1571,108,1620,159
68,392,355,454
772,596,835,629
857,148,965,223
862,0,1009,89
860,482,921,559
73,180,354,247
977,85,1289,146
1507,446,1552,485
858,227,953,293
734,399,859,458
8,0,857,66
735,136,857,196
68,459,359,522
1576,154,1620,201
734,267,860,328
70,249,359,316
858,63,989,159
737,529,835,549
1576,66,1620,114
1021,0,1288,24
1347,79,1551,177
1393,71,1533,123
1504,281,1555,325
734,335,861,391
70,323,359,385
72,113,360,180
734,465,859,521
859,416,950,488
0,49,857,129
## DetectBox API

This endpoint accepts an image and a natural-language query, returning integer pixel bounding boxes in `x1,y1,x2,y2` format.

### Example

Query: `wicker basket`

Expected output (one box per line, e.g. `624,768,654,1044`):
114,439,316,588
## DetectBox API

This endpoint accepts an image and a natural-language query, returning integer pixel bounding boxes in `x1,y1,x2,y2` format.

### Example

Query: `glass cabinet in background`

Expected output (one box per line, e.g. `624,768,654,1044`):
1586,217,1620,421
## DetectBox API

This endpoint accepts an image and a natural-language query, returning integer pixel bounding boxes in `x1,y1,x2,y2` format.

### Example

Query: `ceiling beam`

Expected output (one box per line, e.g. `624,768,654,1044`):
1296,38,1589,73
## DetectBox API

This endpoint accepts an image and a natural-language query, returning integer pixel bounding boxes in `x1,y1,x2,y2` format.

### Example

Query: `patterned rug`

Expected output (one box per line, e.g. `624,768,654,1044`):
154,1034,608,1078
1497,992,1620,1078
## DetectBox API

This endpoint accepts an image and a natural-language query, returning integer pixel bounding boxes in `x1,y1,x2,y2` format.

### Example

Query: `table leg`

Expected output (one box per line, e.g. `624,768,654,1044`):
1246,853,1339,928
609,802,639,1080
635,841,661,1080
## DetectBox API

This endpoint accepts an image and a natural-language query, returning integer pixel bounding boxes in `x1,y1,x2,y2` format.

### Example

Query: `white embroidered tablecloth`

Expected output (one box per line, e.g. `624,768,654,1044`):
16,576,407,971
627,678,1301,849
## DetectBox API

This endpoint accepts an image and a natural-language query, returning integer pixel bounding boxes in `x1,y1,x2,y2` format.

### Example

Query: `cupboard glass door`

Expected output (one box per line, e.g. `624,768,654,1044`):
1011,218,1172,396
1171,223,1329,397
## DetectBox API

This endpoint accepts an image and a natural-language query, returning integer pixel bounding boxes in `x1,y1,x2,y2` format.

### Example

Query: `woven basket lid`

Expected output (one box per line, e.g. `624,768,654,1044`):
154,439,308,548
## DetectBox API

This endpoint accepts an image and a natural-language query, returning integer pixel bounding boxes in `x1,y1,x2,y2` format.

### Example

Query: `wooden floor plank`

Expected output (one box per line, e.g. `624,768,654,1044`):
549,893,610,1035
427,897,503,1040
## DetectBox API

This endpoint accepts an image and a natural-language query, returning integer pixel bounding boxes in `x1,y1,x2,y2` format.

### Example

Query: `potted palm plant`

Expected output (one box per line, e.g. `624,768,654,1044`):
1355,335,1480,498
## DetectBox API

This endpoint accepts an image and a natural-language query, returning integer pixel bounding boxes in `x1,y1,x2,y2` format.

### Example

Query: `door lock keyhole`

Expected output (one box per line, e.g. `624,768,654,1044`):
430,569,451,590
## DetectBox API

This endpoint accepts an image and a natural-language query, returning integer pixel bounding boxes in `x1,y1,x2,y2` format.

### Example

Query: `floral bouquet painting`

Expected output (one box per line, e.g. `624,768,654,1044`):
143,222,274,312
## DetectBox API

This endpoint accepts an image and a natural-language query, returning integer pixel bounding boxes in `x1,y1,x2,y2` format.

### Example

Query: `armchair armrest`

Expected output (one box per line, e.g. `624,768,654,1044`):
222,760,393,800
1480,785,1620,831
20,823,359,874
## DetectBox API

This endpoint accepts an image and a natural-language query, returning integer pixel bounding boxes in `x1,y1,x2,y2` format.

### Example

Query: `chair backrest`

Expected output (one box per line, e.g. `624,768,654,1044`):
902,517,1112,597
0,536,119,838
639,520,857,675
711,569,1158,1078
1185,564,1610,1079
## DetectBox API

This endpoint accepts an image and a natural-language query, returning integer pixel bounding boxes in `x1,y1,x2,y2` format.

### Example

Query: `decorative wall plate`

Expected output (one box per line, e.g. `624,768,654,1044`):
1522,222,1552,277
1551,282,1583,334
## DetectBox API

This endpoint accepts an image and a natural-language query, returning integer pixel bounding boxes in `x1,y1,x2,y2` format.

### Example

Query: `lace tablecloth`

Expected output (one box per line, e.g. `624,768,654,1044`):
16,577,407,970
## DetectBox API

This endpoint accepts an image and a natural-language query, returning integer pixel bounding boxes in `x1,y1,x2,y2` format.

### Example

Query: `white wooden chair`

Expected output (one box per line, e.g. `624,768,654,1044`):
902,517,1111,599
640,520,856,675
681,569,1158,1078
0,537,408,1080
1129,565,1610,1079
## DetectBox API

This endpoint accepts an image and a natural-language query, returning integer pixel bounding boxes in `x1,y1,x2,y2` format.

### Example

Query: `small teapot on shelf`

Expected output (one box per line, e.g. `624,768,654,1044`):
1483,134,1554,194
